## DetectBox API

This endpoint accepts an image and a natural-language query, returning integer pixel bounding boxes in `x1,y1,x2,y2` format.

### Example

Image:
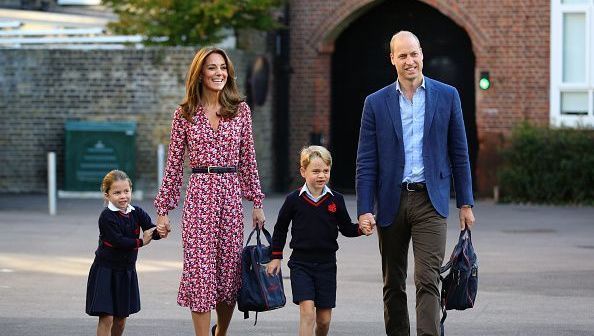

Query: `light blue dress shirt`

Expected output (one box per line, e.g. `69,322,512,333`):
299,183,333,202
396,78,426,183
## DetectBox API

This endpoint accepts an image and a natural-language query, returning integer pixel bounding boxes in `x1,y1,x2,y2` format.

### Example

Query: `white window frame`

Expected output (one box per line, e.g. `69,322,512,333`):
550,0,594,127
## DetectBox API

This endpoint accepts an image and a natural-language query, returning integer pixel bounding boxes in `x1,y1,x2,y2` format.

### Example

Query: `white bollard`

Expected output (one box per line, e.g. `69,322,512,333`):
157,144,165,189
493,185,500,203
48,152,57,215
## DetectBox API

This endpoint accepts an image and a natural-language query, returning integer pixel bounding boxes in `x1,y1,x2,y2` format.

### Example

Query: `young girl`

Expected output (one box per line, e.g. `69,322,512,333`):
267,146,372,336
86,170,161,336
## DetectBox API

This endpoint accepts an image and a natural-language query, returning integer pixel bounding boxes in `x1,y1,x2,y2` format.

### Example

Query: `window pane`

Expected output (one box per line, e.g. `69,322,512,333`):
562,13,586,83
561,92,588,115
561,0,589,4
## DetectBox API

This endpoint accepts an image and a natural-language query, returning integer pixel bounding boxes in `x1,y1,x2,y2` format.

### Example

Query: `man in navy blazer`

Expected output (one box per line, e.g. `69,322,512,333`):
356,31,475,336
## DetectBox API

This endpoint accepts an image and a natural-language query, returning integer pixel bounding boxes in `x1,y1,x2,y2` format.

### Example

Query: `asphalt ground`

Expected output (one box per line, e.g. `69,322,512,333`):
1,193,593,336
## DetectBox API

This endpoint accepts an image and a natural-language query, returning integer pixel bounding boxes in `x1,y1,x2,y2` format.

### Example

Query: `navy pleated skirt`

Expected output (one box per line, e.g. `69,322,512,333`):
85,259,140,317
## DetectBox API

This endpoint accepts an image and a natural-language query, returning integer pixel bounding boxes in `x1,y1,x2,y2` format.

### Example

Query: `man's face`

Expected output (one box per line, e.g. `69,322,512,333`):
390,35,424,83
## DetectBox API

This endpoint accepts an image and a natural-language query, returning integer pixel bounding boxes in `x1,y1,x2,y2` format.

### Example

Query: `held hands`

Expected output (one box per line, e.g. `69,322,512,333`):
252,208,266,229
266,259,281,276
360,219,373,236
143,227,156,246
358,212,376,236
156,214,172,238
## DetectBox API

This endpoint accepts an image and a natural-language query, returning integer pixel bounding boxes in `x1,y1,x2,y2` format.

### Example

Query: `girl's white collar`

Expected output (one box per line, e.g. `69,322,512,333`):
107,201,135,214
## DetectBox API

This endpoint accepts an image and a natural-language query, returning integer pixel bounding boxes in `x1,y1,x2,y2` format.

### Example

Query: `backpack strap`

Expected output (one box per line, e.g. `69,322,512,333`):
439,228,472,336
440,260,452,274
440,286,448,336
245,227,274,248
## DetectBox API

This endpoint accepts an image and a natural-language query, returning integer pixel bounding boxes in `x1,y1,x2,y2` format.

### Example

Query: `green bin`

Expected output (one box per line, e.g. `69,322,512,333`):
64,121,136,191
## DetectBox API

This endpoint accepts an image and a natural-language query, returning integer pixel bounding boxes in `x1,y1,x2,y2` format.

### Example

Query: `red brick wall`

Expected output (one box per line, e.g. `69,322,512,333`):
289,0,550,195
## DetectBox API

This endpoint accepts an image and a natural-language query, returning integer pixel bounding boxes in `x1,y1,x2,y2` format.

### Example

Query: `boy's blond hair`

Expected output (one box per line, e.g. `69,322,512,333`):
300,145,332,169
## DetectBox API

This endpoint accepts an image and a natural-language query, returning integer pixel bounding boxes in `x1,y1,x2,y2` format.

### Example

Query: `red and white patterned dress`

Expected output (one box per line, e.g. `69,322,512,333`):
154,102,264,312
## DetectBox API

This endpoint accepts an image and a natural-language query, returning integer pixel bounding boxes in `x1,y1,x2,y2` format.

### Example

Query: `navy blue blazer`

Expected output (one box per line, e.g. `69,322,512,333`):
356,77,474,227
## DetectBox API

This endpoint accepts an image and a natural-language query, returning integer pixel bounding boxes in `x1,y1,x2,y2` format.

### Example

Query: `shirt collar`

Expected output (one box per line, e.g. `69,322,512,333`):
395,76,425,94
107,201,135,214
299,183,333,199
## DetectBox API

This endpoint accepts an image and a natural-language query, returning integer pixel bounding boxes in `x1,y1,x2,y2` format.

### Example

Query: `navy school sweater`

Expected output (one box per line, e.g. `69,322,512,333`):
94,205,161,269
270,189,362,262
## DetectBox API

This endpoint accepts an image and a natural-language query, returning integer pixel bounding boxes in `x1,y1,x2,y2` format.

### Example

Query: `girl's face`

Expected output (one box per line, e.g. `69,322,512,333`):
300,157,331,195
105,179,132,212
201,52,228,93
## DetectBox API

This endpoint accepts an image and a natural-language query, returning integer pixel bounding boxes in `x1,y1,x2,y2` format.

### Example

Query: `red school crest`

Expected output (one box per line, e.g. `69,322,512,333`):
327,202,337,213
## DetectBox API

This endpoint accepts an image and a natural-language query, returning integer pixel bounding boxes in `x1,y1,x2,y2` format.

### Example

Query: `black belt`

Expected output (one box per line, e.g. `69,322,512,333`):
401,182,426,191
192,166,237,174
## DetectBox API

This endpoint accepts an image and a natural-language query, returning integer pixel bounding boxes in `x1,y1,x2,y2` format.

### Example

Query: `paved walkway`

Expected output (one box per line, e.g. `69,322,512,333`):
1,194,593,335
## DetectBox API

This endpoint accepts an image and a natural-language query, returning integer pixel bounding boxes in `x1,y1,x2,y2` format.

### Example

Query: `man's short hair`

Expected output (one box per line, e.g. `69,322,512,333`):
390,30,421,52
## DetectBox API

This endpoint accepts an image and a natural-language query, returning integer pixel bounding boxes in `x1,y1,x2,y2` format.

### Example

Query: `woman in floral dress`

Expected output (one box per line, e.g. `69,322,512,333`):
154,47,266,336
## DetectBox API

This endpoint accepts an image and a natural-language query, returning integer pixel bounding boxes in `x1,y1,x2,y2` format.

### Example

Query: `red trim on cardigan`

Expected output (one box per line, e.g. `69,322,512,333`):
300,193,330,207
103,240,113,247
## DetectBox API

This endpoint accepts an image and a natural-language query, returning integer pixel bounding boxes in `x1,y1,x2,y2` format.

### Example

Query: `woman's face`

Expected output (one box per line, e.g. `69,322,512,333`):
201,52,228,93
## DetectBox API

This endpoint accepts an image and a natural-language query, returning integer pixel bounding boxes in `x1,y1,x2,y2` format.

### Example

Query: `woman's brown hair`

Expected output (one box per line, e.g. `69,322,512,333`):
180,47,244,121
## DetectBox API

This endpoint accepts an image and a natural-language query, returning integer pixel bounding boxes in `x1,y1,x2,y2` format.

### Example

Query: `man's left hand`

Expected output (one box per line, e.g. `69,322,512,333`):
459,207,475,230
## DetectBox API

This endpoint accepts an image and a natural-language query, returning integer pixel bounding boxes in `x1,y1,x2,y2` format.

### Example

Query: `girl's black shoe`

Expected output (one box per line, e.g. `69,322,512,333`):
211,324,217,336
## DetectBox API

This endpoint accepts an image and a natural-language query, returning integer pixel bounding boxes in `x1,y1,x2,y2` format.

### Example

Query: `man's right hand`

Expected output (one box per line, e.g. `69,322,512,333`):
156,214,171,238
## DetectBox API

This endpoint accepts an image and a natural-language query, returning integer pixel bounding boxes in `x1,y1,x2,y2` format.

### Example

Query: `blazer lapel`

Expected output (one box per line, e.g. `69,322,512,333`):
423,77,438,140
385,82,403,143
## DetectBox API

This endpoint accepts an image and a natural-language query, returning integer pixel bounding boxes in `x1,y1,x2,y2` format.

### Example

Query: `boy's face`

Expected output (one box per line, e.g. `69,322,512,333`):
300,157,331,194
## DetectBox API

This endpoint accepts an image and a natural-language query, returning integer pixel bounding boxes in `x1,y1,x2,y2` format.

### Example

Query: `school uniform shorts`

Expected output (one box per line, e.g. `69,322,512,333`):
287,259,337,308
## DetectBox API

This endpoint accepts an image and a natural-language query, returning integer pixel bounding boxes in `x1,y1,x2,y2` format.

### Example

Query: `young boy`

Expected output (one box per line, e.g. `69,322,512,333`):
266,145,372,336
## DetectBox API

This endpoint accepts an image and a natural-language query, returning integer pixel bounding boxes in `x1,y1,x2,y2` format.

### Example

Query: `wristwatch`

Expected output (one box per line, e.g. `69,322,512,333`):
460,205,472,209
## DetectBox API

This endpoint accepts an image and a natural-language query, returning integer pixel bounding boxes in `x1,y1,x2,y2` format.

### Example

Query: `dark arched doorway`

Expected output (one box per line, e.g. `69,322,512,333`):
330,0,477,193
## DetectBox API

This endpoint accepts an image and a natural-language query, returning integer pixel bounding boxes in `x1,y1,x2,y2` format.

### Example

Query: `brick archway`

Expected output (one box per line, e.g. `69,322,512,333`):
309,0,487,56
288,0,551,195
288,0,488,191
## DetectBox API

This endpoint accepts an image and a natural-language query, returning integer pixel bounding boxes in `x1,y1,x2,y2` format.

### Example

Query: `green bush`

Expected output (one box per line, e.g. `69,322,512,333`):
498,123,594,205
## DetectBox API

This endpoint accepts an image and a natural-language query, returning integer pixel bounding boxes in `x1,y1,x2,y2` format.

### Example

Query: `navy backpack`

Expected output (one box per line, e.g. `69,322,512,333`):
237,227,286,325
439,228,478,335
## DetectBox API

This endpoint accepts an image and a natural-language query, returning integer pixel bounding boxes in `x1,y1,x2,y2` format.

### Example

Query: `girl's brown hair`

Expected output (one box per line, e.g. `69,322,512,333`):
101,170,132,194
180,47,244,121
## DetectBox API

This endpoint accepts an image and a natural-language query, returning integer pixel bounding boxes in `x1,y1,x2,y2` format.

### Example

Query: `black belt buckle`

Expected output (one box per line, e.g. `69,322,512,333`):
193,166,236,174
403,182,425,192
